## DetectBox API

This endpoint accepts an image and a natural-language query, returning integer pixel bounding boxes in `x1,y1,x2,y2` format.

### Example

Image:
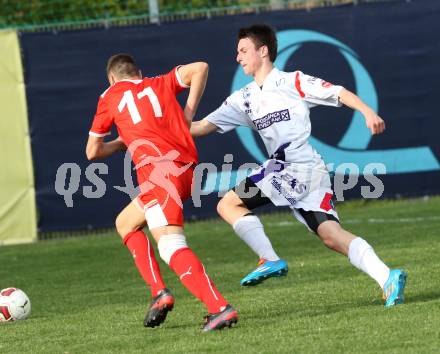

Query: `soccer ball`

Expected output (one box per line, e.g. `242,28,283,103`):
0,288,31,322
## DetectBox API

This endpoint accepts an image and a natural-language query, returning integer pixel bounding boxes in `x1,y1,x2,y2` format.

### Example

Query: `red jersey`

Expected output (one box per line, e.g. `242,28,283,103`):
89,67,198,166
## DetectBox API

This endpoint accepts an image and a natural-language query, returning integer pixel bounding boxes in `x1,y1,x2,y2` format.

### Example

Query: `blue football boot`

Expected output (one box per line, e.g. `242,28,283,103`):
383,269,407,307
240,259,288,286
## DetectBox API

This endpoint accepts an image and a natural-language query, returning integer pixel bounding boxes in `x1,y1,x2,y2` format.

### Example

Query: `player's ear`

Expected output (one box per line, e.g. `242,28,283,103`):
108,72,116,85
260,45,269,59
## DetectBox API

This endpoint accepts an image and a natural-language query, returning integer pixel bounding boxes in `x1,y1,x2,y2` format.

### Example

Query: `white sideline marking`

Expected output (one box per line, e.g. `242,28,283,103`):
268,215,440,227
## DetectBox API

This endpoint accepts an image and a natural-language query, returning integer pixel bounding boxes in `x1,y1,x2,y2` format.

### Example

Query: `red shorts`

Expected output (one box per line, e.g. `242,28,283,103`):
135,161,194,229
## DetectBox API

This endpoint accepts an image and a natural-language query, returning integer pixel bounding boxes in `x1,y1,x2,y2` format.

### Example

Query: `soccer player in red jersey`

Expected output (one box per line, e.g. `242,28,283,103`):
86,54,238,331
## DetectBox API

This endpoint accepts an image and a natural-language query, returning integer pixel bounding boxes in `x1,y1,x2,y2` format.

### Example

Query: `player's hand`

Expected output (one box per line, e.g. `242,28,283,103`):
364,111,385,135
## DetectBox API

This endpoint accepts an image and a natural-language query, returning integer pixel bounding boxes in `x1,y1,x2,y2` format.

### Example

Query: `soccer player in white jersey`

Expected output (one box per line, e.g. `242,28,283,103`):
191,24,407,307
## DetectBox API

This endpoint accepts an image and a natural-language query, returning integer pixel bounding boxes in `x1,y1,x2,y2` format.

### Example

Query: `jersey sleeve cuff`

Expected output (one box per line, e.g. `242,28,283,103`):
204,117,224,134
89,131,111,137
334,85,344,107
175,66,190,88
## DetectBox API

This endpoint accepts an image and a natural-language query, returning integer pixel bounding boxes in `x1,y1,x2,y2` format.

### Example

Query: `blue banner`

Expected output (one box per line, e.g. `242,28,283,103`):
21,0,440,232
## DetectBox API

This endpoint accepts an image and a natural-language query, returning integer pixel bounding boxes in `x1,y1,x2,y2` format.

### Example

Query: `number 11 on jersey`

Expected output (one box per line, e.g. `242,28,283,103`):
118,87,163,124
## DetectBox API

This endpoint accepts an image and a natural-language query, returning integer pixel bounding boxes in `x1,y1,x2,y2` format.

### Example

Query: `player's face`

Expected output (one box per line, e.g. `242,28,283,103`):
236,37,263,76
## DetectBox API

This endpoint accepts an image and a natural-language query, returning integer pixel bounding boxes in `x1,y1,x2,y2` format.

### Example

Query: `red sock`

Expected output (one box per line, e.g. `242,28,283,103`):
169,248,228,313
123,231,166,297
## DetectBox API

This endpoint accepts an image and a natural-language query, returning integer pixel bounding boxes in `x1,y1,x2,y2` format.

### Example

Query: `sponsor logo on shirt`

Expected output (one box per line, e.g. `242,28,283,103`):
242,87,251,99
321,80,333,88
244,100,252,114
276,78,286,87
253,109,291,130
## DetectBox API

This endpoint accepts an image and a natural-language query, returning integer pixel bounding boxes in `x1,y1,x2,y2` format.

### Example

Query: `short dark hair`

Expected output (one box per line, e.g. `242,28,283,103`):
238,24,278,62
106,54,140,79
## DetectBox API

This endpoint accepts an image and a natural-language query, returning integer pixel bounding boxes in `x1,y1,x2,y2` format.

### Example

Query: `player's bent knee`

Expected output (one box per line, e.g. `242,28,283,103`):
157,234,188,265
216,199,226,217
115,213,126,237
217,191,241,216
317,221,342,249
115,211,138,238
321,235,337,250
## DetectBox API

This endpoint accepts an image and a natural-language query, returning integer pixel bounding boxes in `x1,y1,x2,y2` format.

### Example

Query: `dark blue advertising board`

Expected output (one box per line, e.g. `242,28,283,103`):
20,0,440,231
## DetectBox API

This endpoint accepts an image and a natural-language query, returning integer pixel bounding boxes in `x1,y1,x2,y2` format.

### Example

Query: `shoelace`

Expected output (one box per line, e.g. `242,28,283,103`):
383,283,394,300
203,313,216,325
257,259,267,267
203,307,226,323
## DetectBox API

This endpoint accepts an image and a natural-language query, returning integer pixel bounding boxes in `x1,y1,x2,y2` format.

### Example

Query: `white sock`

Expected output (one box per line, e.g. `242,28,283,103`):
348,237,390,289
232,215,280,261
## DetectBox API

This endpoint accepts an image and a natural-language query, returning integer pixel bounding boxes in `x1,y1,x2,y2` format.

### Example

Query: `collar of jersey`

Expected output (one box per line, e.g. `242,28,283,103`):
116,79,143,84
253,67,280,90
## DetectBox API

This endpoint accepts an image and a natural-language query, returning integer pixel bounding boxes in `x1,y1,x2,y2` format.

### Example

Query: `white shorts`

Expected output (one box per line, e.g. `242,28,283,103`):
235,157,339,231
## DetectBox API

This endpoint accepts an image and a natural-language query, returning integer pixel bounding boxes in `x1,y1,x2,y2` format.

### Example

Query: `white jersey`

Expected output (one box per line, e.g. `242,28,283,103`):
205,67,343,163
205,67,344,221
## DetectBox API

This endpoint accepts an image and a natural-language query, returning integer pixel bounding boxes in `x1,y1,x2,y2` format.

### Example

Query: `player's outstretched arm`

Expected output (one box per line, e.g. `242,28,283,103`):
86,136,126,160
190,119,218,138
338,88,385,135
178,62,209,126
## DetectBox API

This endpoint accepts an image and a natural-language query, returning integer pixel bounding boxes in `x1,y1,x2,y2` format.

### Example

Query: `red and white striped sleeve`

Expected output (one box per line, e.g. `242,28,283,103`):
293,70,344,107
161,66,189,96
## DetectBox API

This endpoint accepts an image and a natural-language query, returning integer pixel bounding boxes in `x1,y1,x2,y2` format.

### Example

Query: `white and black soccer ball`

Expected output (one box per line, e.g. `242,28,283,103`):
0,288,31,322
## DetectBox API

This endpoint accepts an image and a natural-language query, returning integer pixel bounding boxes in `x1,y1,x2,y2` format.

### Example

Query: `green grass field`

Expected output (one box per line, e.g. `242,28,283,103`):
1,197,440,353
